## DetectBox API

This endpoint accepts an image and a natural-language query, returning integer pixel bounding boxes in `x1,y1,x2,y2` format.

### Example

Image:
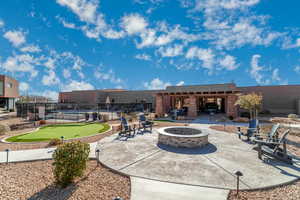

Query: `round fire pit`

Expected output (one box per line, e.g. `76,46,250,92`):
157,126,208,148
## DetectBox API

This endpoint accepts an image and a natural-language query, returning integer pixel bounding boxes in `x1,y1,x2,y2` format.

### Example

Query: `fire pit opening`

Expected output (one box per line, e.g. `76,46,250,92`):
157,126,209,148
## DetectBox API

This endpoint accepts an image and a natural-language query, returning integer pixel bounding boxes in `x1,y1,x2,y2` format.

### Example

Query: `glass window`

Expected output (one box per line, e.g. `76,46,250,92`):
6,82,13,88
0,81,3,96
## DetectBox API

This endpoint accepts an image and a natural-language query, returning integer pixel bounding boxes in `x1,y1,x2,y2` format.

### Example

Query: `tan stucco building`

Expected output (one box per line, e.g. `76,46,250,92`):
58,83,300,117
0,75,19,110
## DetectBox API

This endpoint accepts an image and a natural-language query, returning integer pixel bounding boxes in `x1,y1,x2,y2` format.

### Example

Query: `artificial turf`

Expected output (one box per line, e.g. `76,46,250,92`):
6,122,110,143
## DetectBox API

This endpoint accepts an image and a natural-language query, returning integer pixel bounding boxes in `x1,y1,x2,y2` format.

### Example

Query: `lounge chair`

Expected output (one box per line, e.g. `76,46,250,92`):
254,123,280,143
119,117,135,138
138,114,153,133
256,129,293,164
238,119,259,141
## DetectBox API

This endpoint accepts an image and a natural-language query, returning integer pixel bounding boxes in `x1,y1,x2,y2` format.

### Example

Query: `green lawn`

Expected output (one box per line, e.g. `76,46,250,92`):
6,122,110,143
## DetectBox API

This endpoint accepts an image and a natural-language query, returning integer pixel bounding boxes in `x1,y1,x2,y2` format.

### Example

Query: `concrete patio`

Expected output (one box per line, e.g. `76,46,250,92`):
97,124,300,190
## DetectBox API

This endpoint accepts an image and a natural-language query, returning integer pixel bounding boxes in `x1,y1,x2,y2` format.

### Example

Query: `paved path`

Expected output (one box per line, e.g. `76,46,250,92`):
131,177,229,200
0,142,98,163
98,124,300,190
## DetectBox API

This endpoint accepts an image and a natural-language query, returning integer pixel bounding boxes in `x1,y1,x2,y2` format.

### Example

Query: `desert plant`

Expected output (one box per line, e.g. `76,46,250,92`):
39,120,46,125
102,114,109,122
52,141,90,187
48,138,62,146
288,114,298,119
235,93,263,120
0,123,10,135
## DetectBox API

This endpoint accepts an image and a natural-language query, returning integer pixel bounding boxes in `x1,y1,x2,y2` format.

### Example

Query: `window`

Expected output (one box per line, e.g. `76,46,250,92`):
0,81,3,96
6,82,13,88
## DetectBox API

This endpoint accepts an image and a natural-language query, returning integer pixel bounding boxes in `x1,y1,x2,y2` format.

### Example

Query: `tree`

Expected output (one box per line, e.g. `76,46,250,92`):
235,93,263,120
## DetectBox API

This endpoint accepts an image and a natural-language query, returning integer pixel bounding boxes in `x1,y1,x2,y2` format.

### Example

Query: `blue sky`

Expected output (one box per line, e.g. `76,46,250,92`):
0,0,300,99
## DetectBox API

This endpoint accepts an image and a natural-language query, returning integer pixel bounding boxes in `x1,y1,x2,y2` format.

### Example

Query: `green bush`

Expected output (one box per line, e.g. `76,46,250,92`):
48,138,62,146
52,141,90,187
288,114,298,119
0,123,10,135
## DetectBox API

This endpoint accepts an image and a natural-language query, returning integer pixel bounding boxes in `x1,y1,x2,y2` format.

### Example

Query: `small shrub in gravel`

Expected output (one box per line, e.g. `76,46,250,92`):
52,141,90,187
48,138,62,146
288,114,299,119
0,123,10,135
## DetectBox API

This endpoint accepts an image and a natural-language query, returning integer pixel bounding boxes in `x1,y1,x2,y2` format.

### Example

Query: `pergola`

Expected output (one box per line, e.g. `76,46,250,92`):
155,83,241,118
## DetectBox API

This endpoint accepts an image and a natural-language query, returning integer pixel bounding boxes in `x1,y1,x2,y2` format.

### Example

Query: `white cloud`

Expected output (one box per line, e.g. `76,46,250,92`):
20,45,41,53
250,54,267,84
136,25,199,48
121,14,148,35
3,30,26,47
63,69,71,78
56,0,123,40
94,69,122,84
143,78,171,90
219,55,239,70
38,90,59,101
42,70,60,86
294,66,300,74
19,82,29,92
158,44,184,57
44,58,56,69
271,68,288,85
210,20,280,50
0,19,4,27
250,55,287,85
176,81,184,86
56,0,98,23
1,54,39,78
62,80,95,91
135,53,151,61
186,47,215,69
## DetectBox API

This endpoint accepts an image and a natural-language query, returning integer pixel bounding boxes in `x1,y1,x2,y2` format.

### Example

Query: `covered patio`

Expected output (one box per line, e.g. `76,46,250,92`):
155,83,240,118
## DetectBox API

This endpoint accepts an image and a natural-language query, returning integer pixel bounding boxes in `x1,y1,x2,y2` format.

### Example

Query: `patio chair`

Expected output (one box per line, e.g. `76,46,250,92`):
237,119,259,141
256,129,293,164
138,114,153,133
119,117,135,138
254,123,280,143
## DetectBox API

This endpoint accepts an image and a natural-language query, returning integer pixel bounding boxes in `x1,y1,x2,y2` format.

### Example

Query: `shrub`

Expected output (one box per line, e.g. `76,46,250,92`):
240,112,250,118
288,114,298,119
233,117,249,123
102,114,109,122
0,123,10,135
48,138,62,146
39,120,46,125
52,141,90,187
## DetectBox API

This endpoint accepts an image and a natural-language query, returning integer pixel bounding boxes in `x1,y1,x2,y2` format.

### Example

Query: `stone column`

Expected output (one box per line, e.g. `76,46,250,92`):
226,95,238,118
155,94,164,117
187,95,197,118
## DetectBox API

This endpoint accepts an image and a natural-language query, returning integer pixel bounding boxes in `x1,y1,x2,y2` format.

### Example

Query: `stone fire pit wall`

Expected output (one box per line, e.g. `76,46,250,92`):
157,127,208,148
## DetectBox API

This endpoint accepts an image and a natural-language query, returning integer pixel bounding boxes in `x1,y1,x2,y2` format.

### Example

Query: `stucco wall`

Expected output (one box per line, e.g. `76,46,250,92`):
239,85,300,114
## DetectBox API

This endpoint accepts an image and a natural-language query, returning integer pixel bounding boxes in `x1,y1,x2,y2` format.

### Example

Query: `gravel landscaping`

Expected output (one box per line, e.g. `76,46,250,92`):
0,160,130,200
228,180,300,200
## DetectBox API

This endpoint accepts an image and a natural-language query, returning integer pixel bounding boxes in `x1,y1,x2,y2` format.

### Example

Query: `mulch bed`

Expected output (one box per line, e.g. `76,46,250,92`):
0,160,130,200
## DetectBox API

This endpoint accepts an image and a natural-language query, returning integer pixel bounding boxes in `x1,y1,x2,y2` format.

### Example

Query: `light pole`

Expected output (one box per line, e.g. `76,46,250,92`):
95,149,100,166
234,170,243,197
5,149,10,164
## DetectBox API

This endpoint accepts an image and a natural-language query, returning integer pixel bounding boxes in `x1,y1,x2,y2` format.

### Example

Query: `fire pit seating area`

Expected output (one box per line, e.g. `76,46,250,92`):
157,126,209,148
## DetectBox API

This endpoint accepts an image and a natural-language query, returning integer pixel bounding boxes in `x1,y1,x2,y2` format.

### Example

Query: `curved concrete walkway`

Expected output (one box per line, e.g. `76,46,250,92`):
97,124,300,190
